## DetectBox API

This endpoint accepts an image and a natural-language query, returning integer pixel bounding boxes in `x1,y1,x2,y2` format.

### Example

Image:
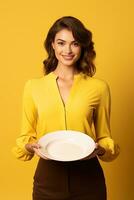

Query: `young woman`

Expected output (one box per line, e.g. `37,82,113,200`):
13,16,120,200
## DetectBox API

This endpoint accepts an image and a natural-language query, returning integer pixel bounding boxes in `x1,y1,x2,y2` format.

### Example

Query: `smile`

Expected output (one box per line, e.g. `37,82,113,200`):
62,55,74,60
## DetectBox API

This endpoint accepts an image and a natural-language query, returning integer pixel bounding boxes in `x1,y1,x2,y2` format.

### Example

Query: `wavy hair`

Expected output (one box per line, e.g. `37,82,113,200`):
43,16,96,76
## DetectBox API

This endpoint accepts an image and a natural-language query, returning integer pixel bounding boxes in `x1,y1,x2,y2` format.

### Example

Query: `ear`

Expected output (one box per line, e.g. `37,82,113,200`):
52,42,55,50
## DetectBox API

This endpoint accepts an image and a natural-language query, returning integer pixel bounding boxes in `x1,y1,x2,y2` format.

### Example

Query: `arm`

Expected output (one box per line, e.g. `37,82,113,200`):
12,80,38,161
93,81,120,162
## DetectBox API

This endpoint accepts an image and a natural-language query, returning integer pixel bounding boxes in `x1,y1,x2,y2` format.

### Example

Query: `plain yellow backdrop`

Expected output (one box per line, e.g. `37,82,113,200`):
0,0,134,199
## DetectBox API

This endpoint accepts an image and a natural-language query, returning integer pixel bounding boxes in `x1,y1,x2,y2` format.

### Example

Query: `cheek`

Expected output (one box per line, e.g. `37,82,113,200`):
54,46,62,56
74,47,81,55
75,48,81,58
54,51,60,60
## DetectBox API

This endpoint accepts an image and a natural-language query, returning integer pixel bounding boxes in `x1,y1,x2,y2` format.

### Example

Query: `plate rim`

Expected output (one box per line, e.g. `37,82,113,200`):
38,130,96,161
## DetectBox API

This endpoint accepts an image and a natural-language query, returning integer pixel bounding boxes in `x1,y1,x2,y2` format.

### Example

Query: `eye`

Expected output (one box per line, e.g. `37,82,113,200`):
57,41,64,46
73,42,80,47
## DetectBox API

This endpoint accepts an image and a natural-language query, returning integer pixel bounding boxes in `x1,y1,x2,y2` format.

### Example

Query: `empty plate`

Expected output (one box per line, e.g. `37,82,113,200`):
38,130,96,161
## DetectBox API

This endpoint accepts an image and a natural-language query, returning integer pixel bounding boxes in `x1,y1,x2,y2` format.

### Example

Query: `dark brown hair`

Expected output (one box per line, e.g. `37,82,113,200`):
43,16,96,76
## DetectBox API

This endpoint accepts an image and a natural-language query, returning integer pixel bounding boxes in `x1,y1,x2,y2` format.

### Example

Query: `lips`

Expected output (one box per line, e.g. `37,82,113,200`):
62,55,74,60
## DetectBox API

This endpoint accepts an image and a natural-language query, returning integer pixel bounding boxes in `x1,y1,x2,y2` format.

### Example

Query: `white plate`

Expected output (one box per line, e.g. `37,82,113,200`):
38,130,96,161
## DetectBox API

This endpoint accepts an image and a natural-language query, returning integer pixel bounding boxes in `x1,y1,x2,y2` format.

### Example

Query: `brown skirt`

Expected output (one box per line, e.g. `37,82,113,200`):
33,157,107,200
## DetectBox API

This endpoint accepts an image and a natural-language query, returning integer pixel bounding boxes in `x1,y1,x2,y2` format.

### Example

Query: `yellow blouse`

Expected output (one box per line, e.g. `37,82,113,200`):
12,71,120,161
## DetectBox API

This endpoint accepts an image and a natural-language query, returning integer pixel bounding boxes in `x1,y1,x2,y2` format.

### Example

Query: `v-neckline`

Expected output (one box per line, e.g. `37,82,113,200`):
50,71,83,106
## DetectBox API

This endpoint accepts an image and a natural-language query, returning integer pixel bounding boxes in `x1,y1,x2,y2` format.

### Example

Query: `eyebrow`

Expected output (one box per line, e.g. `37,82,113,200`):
56,39,77,43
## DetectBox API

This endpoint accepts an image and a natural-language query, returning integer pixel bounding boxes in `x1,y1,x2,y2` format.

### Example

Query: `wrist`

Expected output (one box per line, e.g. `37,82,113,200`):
25,143,34,154
97,151,105,156
97,147,106,156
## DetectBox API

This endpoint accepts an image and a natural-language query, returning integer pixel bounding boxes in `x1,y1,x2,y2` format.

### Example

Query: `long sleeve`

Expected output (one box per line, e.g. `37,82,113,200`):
94,81,120,162
12,80,38,161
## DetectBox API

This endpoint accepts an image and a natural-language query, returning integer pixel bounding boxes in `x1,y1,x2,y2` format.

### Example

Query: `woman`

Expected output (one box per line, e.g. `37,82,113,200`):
13,16,120,200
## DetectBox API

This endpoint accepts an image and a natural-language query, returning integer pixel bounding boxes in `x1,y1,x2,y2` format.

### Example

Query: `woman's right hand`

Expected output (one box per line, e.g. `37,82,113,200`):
81,143,106,160
25,143,50,160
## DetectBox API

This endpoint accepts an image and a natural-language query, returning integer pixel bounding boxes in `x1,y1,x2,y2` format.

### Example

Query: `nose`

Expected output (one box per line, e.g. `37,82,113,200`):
64,44,72,54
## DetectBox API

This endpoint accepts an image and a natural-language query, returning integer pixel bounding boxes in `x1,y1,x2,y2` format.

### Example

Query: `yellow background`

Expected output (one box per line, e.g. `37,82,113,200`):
0,0,134,199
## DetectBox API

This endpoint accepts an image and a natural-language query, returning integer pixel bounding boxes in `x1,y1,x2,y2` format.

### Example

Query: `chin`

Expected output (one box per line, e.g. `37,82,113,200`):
61,59,78,67
61,62,76,67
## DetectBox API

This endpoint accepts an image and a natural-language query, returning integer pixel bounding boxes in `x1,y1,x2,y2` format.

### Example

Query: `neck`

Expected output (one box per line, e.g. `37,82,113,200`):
53,64,79,80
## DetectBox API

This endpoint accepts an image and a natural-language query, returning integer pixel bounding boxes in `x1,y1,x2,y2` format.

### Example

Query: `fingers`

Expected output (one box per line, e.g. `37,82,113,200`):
25,142,51,160
33,146,50,160
95,143,99,149
81,148,98,160
33,148,44,159
25,143,40,154
81,145,106,160
31,143,41,149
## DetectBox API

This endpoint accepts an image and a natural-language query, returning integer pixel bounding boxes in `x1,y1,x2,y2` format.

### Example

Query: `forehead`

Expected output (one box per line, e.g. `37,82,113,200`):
54,29,75,41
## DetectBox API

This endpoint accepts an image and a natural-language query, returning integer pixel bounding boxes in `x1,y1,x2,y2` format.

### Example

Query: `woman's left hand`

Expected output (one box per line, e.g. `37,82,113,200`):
81,143,106,160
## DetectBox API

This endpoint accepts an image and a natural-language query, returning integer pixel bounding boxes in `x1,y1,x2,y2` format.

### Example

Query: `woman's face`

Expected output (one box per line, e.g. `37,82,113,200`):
52,29,81,67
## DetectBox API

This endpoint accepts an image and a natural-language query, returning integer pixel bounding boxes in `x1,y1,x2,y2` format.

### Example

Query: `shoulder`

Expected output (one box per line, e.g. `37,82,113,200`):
92,77,111,99
85,76,110,91
92,77,109,89
84,76,111,99
23,76,47,92
24,74,49,86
